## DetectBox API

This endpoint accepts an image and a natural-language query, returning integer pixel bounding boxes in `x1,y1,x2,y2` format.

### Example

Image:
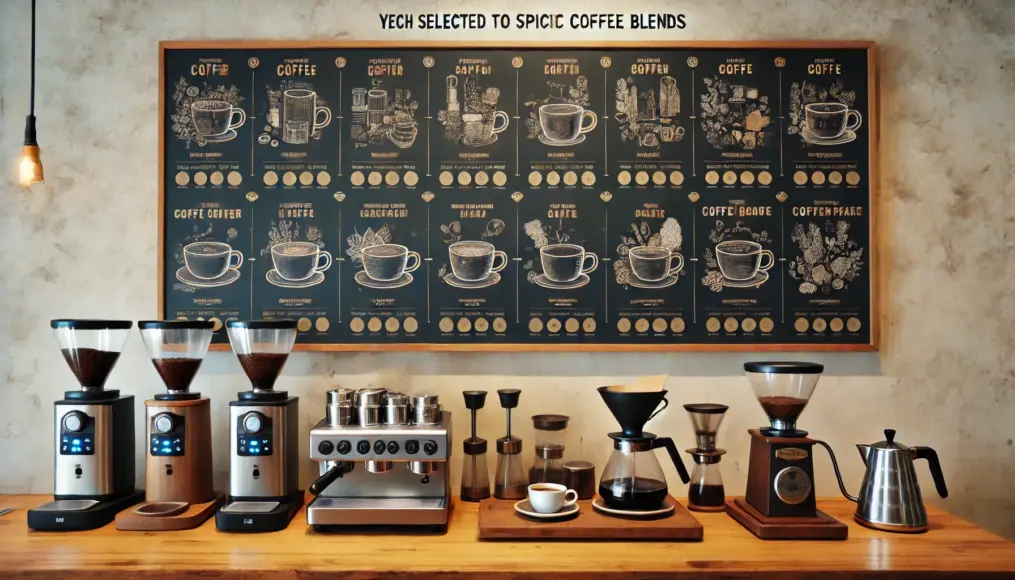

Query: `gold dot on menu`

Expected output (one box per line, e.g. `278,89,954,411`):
652,318,667,333
722,171,737,185
546,318,562,333
670,171,684,186
812,318,827,332
706,317,721,333
741,317,757,332
474,317,489,332
759,317,775,333
474,171,489,186
846,171,861,186
581,171,596,186
794,317,810,333
193,171,208,186
758,171,773,185
439,171,453,186
740,171,755,185
404,171,419,186
545,171,560,186
386,317,401,333
457,318,472,333
210,171,224,186
563,171,578,186
617,171,632,186
403,317,419,333
298,171,313,186
529,318,544,333
847,317,862,332
350,317,365,333
492,317,507,333
492,171,507,187
528,171,543,186
176,316,189,321
670,318,685,333
634,318,650,333
227,171,243,186
828,171,843,185
438,317,454,333
582,318,597,333
175,171,190,186
350,171,365,186
635,171,650,186
210,317,223,332
315,317,330,332
652,171,667,186
386,171,400,186
705,171,720,185
297,318,312,332
793,171,808,185
457,171,471,186
617,318,631,333
830,317,844,332
282,171,297,186
367,317,383,332
811,171,826,186
565,318,580,333
724,317,739,333
312,171,330,186
368,172,382,186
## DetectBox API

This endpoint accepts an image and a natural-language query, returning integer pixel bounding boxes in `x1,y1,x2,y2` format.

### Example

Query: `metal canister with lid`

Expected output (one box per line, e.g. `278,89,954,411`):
326,388,354,426
383,393,409,425
412,393,441,425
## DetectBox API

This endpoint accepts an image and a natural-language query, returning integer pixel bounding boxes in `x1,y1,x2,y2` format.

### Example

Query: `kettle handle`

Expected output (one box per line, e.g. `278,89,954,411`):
913,446,949,499
653,437,690,485
812,439,859,503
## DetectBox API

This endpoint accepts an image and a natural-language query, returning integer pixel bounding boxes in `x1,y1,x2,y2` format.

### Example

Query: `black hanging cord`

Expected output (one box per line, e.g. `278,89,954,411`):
24,0,38,146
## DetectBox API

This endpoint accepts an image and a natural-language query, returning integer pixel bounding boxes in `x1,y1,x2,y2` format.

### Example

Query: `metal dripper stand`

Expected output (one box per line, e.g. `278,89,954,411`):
494,389,526,500
683,403,729,512
461,391,491,501
28,320,144,531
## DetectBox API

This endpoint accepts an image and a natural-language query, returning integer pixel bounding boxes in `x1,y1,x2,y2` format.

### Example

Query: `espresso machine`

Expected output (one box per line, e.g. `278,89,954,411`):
727,361,848,539
28,320,143,531
116,320,222,531
216,320,303,532
307,389,452,529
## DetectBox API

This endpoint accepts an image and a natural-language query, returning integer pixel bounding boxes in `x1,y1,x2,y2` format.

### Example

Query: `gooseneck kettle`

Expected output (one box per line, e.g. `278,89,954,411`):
823,429,948,533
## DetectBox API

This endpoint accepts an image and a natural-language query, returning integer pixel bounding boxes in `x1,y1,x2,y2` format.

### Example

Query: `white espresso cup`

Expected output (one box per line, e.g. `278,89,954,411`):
527,483,579,514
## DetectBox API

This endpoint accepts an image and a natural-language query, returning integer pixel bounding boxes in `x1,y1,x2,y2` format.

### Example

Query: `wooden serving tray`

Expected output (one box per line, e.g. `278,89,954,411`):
478,496,703,541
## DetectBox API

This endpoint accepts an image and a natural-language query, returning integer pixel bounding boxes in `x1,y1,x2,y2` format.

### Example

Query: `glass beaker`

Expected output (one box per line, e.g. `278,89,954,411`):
529,414,569,485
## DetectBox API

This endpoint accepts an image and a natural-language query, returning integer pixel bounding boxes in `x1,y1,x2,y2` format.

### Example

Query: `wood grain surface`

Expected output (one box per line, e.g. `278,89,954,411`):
1,494,1013,579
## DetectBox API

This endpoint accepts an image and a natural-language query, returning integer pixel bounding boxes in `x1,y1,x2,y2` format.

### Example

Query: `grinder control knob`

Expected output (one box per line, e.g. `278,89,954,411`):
242,412,263,433
153,413,174,434
62,411,87,433
423,440,438,456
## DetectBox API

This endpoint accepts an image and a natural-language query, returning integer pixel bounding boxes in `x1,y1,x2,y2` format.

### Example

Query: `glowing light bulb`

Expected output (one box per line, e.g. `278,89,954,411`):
18,145,43,186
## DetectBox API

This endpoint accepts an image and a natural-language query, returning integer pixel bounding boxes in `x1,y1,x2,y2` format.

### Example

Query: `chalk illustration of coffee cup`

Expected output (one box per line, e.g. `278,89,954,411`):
361,244,420,282
804,102,862,141
282,89,332,144
538,103,597,144
271,241,332,281
462,111,509,146
540,244,598,283
628,246,683,283
715,240,774,281
449,241,508,282
184,241,243,280
191,100,246,137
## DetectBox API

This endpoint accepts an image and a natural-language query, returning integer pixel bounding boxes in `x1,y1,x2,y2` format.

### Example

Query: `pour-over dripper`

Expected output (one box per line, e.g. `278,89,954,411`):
597,386,669,438
139,321,213,398
744,362,823,436
51,320,132,391
226,320,296,398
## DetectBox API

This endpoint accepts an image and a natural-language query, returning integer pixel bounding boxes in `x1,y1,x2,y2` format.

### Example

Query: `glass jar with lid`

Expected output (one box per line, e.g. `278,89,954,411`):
529,414,569,485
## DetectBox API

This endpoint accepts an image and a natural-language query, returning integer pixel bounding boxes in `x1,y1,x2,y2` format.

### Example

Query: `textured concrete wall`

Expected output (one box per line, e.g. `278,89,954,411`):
0,0,1012,538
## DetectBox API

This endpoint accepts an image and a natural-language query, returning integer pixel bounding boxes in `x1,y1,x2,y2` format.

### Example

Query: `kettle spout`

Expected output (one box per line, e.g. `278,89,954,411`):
857,444,872,466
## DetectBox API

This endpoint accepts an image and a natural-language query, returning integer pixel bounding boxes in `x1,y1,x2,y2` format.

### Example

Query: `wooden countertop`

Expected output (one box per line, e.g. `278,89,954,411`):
1,495,1014,579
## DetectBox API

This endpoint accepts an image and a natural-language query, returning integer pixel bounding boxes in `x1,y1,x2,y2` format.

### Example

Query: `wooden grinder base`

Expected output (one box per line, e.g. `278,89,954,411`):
116,493,224,531
726,497,848,540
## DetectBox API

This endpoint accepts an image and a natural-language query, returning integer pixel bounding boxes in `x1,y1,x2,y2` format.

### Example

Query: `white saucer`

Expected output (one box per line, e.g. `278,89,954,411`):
720,270,769,288
444,271,501,289
539,134,586,147
266,270,324,289
514,499,579,520
628,275,678,290
355,270,413,290
203,129,238,144
592,496,675,518
802,128,856,146
462,134,497,148
176,267,240,288
534,273,590,290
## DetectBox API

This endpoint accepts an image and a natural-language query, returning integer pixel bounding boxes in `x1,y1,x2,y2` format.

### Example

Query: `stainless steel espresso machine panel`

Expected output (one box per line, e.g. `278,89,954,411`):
229,402,297,498
55,404,113,497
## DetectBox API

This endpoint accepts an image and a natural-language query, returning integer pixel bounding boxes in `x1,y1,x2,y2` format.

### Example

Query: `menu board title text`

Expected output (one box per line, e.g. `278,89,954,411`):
380,13,687,30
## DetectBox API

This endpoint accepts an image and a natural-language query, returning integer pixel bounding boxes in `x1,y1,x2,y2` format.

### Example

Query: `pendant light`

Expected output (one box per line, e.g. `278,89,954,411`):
18,0,43,187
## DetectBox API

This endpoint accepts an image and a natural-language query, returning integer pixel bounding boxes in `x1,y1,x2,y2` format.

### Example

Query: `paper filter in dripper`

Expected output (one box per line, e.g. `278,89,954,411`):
51,320,133,390
603,374,668,393
597,386,669,438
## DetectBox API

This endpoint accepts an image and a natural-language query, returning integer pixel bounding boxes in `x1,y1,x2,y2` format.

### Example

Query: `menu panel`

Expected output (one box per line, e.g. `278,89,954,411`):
161,43,876,350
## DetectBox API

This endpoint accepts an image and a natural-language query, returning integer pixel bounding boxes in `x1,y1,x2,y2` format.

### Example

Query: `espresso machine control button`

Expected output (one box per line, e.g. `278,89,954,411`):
423,440,439,456
62,412,86,433
242,412,264,433
405,440,420,454
357,440,371,455
337,440,351,455
373,440,386,454
318,440,334,455
152,413,175,435
387,441,400,454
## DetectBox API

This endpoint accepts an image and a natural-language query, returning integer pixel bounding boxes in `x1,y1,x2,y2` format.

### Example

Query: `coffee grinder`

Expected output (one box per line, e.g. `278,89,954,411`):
461,390,491,501
726,362,848,540
28,320,143,531
216,319,303,532
493,389,526,500
116,320,222,531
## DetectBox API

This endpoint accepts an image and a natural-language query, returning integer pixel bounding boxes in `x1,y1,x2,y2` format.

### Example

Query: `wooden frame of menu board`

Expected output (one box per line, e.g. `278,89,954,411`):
159,41,878,352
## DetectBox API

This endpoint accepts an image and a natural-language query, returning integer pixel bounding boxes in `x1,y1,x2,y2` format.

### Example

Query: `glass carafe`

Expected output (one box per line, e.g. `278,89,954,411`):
687,456,725,510
598,437,687,510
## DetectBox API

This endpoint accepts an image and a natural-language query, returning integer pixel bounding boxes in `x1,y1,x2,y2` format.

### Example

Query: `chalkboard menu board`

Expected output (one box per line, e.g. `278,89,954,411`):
159,42,878,351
